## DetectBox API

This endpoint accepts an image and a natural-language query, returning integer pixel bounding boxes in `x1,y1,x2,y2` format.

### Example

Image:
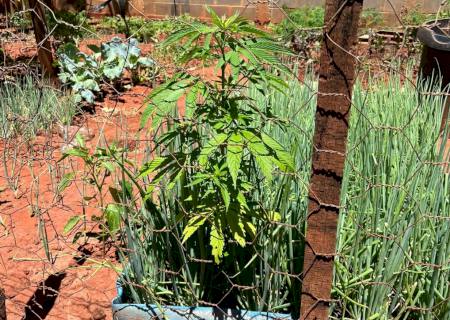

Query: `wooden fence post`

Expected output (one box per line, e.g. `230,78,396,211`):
300,0,363,319
29,0,57,78
0,287,6,320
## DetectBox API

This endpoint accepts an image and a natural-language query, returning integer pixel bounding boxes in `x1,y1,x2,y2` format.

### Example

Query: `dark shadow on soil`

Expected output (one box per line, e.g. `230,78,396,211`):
22,246,92,320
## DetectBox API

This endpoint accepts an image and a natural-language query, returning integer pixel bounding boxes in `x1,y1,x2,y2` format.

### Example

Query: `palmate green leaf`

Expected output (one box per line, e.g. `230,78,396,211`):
226,133,243,187
247,47,281,65
138,156,168,178
237,47,258,65
167,167,185,190
203,33,212,51
185,173,210,189
140,104,155,129
155,130,178,146
182,215,208,244
212,176,231,210
265,73,289,94
225,51,240,67
241,43,290,74
248,38,294,56
261,132,283,151
261,133,295,171
162,28,197,47
162,23,213,48
101,161,116,173
255,155,274,182
226,208,246,247
239,25,270,37
244,221,256,239
145,75,191,104
142,77,193,128
236,192,249,210
210,218,225,264
206,6,224,28
141,101,174,130
219,184,231,211
243,131,269,156
185,83,199,106
274,150,295,172
223,12,242,29
248,140,269,155
198,133,228,167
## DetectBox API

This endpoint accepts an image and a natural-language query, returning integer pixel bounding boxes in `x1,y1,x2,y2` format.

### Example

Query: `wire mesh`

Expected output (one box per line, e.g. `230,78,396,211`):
0,0,449,319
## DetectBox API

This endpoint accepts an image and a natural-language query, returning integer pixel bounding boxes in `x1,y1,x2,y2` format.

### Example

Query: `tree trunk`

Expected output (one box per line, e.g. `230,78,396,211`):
0,0,11,14
300,0,363,319
29,0,57,78
0,287,6,320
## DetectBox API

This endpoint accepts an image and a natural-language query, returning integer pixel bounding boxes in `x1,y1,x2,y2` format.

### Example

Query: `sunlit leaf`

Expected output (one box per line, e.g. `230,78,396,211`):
64,215,81,235
226,133,243,187
182,215,208,244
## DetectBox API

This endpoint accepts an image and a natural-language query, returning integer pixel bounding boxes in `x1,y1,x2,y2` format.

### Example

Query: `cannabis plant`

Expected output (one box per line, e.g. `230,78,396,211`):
62,9,302,312
140,7,294,264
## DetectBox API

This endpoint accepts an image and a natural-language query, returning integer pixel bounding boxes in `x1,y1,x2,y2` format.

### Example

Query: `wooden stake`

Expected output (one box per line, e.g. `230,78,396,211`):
0,287,6,320
29,0,57,78
300,0,363,319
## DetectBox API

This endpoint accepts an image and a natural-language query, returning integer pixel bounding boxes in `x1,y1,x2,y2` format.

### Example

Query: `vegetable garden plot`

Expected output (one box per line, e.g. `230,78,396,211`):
0,1,449,320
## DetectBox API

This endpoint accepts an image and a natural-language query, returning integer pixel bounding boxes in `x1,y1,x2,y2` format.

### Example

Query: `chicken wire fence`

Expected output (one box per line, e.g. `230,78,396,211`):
0,0,449,319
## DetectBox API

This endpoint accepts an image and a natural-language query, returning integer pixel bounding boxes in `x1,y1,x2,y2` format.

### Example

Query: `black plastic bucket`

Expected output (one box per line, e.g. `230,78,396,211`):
418,19,450,133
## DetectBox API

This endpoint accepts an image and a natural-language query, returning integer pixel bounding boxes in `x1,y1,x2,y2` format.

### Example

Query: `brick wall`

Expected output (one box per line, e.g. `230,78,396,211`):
93,0,442,25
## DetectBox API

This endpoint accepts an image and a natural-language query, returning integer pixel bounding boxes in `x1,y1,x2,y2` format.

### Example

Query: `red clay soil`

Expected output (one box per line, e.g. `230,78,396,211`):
0,84,154,320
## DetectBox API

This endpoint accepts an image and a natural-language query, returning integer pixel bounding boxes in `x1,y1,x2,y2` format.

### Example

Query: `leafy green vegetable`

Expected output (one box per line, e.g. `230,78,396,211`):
57,38,157,103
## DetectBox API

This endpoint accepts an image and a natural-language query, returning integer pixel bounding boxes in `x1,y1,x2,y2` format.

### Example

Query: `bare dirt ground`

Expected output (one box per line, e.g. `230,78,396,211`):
0,81,153,319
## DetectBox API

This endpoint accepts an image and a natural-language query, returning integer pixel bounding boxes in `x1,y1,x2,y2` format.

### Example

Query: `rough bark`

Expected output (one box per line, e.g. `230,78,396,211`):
0,287,6,320
300,1,363,319
29,0,57,78
0,0,11,14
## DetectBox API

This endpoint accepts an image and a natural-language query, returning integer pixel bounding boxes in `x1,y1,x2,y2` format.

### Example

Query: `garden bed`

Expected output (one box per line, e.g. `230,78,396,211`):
0,9,449,320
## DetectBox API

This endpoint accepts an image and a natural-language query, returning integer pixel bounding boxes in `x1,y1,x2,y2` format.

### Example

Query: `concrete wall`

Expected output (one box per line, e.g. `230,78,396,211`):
94,0,442,25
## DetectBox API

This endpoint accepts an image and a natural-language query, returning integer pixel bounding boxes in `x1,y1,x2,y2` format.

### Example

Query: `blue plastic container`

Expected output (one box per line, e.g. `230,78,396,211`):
112,283,293,320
